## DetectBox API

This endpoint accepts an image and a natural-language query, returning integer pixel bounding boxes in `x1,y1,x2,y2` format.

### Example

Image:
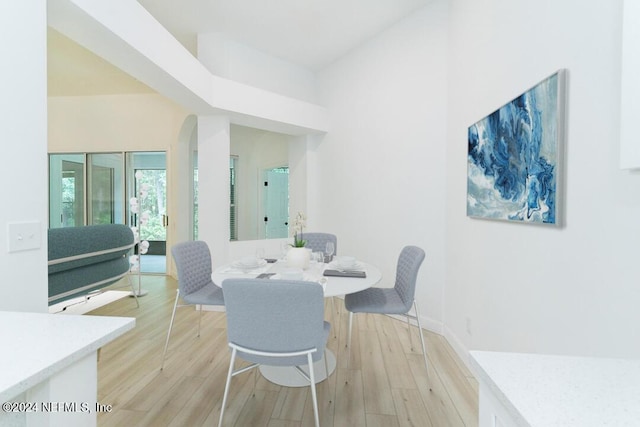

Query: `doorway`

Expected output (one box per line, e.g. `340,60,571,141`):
263,166,289,239
127,152,167,274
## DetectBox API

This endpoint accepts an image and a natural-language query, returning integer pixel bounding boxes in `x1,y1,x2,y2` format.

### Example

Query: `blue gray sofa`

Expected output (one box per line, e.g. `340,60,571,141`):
48,224,137,307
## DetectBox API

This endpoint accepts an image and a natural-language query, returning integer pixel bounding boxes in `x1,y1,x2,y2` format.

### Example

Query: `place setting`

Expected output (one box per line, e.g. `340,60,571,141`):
219,255,270,275
324,256,367,278
212,244,380,299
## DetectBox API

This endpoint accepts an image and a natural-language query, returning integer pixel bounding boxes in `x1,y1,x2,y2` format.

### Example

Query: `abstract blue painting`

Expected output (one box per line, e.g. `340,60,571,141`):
467,71,563,225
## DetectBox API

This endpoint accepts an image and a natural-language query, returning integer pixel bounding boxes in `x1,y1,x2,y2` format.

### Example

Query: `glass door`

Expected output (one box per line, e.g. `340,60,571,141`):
127,152,167,274
88,153,125,225
49,154,86,228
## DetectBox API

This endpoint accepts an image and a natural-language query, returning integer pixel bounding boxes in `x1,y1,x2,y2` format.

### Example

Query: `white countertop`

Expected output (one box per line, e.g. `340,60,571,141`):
470,350,640,427
0,311,135,401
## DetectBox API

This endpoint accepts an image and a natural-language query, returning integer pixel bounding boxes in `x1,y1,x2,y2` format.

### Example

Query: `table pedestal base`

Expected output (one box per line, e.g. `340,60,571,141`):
259,350,336,387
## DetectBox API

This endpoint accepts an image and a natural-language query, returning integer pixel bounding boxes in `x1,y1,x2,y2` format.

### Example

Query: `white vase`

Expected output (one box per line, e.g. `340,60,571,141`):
287,247,311,269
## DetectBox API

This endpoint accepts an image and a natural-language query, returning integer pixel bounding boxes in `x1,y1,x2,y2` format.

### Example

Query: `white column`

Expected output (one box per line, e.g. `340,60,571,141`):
167,115,197,277
197,115,231,267
288,135,308,225
0,0,48,312
289,134,325,230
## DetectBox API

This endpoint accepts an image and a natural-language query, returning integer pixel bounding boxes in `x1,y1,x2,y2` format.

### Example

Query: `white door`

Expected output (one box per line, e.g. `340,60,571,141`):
263,167,289,238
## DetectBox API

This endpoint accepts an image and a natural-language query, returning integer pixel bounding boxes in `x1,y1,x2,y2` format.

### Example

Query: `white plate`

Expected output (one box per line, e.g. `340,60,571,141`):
232,258,267,269
332,261,363,272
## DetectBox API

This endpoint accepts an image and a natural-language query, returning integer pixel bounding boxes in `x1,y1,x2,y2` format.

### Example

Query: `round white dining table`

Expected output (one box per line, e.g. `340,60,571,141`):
212,259,382,387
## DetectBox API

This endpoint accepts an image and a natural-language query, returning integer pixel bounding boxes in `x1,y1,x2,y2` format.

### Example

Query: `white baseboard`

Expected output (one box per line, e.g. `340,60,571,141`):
387,312,443,335
443,324,474,374
389,312,474,376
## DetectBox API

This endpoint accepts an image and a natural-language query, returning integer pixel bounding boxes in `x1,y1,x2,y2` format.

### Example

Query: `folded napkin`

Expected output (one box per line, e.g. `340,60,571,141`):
323,269,366,278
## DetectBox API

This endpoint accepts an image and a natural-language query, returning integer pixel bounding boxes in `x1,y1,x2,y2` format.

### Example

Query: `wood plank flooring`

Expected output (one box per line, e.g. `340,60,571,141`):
89,275,478,427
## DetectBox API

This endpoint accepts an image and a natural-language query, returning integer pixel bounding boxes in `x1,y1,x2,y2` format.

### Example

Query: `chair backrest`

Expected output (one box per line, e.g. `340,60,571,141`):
222,278,325,355
303,232,338,255
394,246,426,310
171,241,213,296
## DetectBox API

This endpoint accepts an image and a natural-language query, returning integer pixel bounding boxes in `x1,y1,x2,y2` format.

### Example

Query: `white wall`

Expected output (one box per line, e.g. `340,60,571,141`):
198,33,318,103
48,94,188,152
315,0,640,363
446,0,640,360
316,3,449,331
0,1,48,312
230,125,290,241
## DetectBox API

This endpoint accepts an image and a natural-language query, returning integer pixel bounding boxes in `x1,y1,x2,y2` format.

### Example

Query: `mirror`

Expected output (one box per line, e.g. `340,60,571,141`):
230,124,290,241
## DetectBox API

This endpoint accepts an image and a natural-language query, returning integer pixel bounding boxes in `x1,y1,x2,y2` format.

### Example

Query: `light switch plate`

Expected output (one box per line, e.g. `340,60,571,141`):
7,221,42,253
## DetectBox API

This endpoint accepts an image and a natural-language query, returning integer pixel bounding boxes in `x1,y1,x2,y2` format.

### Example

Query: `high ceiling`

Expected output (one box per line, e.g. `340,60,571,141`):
48,0,432,96
137,0,431,70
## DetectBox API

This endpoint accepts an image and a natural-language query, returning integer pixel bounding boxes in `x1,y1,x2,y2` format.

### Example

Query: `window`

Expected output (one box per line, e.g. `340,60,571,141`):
193,151,199,240
230,156,238,241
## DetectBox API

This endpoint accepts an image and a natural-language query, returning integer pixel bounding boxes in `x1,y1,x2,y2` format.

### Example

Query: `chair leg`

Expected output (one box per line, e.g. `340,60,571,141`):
307,353,320,427
324,349,329,382
127,274,140,308
406,313,414,350
412,301,429,379
218,347,237,427
330,297,338,338
346,311,354,373
197,305,203,337
347,311,353,349
252,364,258,397
160,289,180,370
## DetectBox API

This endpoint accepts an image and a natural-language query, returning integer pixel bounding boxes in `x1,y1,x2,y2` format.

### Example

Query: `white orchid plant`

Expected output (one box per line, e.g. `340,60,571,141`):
291,211,307,248
129,171,150,272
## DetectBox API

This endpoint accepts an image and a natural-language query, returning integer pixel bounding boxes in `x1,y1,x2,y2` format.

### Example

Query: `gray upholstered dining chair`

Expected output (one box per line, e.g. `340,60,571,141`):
303,232,338,261
301,232,340,333
219,278,330,427
160,240,224,370
344,245,428,375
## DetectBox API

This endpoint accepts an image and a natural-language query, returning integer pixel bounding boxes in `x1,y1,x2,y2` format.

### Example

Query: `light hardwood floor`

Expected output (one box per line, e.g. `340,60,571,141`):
89,275,478,427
